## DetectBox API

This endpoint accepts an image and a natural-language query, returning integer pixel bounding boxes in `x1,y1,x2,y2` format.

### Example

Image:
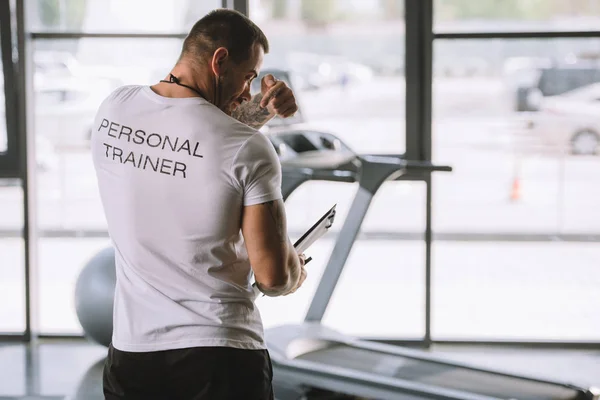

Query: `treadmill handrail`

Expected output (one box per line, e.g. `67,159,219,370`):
304,157,408,322
270,352,505,400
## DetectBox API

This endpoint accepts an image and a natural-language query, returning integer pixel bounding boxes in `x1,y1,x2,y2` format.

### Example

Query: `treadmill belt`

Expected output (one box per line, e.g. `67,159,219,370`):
297,345,581,400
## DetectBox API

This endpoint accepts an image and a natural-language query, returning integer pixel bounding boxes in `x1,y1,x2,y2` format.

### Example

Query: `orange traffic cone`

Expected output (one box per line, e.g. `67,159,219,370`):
510,176,521,202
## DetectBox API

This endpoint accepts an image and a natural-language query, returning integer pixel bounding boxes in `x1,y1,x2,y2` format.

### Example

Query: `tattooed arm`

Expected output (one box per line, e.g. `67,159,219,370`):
241,199,305,297
231,93,275,130
233,78,299,129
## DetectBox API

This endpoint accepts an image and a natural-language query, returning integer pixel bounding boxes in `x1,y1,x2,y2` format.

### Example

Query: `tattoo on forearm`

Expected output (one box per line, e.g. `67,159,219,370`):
231,94,274,129
265,200,286,243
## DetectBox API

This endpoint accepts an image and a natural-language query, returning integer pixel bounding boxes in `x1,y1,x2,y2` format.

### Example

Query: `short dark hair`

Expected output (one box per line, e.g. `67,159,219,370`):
181,9,269,64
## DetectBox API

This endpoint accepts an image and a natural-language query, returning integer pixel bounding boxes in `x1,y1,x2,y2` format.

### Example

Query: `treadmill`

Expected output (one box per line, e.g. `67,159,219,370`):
265,130,599,400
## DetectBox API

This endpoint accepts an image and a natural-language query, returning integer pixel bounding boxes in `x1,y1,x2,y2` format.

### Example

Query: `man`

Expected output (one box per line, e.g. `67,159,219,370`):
91,9,306,400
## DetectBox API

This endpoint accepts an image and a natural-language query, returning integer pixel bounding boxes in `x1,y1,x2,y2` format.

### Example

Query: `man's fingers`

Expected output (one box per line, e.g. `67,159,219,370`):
298,253,306,266
297,268,307,287
286,267,307,296
264,74,276,86
281,108,297,118
271,89,294,109
279,106,296,119
260,81,286,107
260,74,276,93
277,99,298,117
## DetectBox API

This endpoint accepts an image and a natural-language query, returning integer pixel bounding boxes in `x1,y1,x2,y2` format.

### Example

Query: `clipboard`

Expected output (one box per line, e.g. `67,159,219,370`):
252,204,336,297
293,204,336,253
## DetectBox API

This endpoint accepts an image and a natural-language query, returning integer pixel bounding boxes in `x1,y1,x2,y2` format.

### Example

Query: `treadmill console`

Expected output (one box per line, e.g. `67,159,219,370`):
268,131,354,159
267,130,358,171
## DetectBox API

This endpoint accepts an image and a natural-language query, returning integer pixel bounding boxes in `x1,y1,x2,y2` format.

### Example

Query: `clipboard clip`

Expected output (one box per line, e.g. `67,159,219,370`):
325,208,335,229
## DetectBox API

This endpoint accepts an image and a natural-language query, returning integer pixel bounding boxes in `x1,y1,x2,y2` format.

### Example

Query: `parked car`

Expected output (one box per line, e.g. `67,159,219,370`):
523,83,600,155
507,58,600,112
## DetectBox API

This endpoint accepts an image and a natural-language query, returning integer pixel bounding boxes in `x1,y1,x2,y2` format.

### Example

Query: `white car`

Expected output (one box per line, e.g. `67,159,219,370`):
525,83,600,155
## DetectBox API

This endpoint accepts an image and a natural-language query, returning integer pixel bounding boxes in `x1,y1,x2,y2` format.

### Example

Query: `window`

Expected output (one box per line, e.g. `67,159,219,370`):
249,0,405,154
27,0,221,33
29,1,221,334
435,0,600,33
32,38,184,333
32,0,411,336
431,37,600,340
248,0,419,339
27,0,598,345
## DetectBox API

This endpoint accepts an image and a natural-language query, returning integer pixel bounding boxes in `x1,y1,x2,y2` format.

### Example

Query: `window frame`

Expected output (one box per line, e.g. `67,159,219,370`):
0,0,20,178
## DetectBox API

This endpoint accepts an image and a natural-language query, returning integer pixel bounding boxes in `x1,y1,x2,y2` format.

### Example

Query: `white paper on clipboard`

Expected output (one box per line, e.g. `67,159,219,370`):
251,204,336,298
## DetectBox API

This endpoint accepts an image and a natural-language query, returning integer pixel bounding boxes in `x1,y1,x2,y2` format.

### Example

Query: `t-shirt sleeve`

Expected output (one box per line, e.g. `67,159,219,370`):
231,132,283,206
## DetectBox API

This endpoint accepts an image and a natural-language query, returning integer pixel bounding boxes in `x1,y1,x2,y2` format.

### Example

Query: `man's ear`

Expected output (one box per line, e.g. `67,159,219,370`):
211,47,229,77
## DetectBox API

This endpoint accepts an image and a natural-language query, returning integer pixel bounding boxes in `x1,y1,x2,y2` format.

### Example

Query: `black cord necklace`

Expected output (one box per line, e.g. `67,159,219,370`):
160,73,205,98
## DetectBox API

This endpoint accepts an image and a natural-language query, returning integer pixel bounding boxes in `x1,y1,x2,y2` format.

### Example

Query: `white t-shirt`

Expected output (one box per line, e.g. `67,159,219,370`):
91,85,282,352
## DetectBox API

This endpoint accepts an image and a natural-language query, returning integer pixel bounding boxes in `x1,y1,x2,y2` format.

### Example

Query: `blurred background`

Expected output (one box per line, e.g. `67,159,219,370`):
1,0,599,352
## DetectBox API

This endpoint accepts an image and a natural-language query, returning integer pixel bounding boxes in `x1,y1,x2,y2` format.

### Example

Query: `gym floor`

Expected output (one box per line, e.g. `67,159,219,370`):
0,339,598,399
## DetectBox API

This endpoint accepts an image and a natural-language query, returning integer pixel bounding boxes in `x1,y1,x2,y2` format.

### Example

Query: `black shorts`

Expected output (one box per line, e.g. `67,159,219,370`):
103,343,274,400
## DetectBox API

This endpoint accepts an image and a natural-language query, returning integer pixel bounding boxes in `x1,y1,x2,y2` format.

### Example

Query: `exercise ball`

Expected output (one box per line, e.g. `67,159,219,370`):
75,247,115,347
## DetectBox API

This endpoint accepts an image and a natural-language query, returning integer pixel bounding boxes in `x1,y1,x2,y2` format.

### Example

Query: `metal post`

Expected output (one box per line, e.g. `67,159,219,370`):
304,186,376,322
0,0,19,177
424,175,432,347
16,0,38,341
405,0,433,161
406,0,434,347
305,158,406,322
223,0,249,16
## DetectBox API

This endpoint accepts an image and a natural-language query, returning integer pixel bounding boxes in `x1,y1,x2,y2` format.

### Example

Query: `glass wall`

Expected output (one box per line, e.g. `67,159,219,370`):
29,0,221,334
33,37,183,333
433,38,600,234
435,0,600,32
250,0,405,153
29,0,412,337
432,2,600,341
26,0,218,33
247,0,419,338
17,0,599,344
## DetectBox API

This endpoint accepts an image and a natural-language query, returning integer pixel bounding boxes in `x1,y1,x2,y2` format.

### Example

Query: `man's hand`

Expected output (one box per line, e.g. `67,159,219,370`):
285,253,307,295
260,75,298,118
231,74,299,129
